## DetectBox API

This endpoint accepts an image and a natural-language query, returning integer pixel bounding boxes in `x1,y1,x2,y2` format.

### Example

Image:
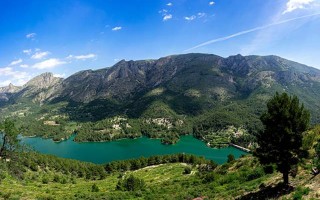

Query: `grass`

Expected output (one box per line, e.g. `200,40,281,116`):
0,156,319,199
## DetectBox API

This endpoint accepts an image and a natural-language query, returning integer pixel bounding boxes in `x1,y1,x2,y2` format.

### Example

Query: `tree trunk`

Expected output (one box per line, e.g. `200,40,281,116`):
283,171,289,185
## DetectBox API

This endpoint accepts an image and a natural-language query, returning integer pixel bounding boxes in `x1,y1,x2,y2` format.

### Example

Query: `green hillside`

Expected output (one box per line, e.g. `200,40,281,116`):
0,154,319,199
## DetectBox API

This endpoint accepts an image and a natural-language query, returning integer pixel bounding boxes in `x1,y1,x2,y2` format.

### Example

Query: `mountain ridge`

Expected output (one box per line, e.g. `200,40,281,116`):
1,53,319,103
1,53,320,143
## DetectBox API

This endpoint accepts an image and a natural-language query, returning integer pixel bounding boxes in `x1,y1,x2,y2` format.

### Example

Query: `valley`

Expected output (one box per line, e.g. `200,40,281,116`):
2,1,320,199
1,53,320,149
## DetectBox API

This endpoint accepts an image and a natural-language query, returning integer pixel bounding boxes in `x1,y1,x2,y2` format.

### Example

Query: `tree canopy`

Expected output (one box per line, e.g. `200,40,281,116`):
255,92,310,185
0,119,19,158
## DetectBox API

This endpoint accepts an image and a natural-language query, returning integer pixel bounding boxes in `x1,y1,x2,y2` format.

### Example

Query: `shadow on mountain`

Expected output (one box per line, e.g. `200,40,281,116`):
125,92,206,118
62,99,125,122
236,183,294,200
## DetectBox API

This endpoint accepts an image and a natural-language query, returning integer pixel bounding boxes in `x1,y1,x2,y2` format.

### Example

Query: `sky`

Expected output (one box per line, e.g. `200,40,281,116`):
0,0,320,86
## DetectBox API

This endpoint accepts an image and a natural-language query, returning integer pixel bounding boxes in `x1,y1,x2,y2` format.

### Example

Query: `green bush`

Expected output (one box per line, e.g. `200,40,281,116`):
245,168,264,181
202,172,216,183
60,177,67,184
227,154,235,163
263,165,274,174
293,187,310,200
42,177,49,184
91,183,100,192
184,166,192,174
116,175,145,191
53,175,60,182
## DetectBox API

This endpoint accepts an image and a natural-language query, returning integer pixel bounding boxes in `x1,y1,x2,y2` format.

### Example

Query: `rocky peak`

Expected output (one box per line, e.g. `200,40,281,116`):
0,83,21,93
25,72,63,89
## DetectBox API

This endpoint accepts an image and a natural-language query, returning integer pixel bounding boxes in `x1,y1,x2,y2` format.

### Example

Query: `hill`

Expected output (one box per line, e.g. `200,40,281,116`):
0,154,319,199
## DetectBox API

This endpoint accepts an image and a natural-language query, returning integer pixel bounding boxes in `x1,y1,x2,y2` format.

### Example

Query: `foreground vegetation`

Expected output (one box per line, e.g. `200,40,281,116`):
0,154,319,199
1,92,320,199
0,122,319,199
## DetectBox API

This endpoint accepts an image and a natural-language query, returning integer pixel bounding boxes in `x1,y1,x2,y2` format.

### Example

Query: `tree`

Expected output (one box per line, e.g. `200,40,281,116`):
255,92,310,185
0,119,19,158
227,154,235,163
116,175,145,191
91,183,100,192
315,140,320,170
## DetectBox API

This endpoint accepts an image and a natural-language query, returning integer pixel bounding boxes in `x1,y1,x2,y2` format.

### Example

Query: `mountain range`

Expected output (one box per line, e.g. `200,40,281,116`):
1,53,320,142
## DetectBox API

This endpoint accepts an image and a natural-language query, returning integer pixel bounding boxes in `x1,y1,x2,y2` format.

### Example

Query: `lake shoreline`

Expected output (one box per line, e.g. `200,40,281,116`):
21,135,248,165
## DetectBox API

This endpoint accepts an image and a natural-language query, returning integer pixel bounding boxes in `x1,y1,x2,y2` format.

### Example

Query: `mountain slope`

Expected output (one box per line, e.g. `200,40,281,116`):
1,53,320,143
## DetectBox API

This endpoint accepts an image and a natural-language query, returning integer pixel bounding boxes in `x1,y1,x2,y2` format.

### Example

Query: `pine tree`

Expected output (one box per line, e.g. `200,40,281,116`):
0,119,19,158
255,92,310,185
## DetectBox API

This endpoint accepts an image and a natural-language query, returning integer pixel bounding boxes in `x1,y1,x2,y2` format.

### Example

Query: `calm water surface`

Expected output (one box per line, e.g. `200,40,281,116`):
21,135,247,164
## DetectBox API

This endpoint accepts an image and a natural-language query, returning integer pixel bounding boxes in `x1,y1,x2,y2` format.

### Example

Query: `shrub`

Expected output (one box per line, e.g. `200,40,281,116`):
42,177,49,184
184,166,192,174
293,187,310,200
91,183,100,192
116,175,145,191
263,165,274,174
60,177,67,184
53,175,60,182
227,154,235,163
202,172,216,183
245,168,264,181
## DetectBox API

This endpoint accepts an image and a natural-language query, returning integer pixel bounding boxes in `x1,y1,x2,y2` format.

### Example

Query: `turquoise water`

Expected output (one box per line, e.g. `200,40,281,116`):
21,135,247,164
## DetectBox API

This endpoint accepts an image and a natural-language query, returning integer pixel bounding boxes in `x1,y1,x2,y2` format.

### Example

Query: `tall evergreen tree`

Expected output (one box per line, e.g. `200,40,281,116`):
255,92,310,185
0,119,19,158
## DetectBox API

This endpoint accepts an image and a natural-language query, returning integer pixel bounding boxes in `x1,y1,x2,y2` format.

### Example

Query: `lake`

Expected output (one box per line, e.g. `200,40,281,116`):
21,135,247,164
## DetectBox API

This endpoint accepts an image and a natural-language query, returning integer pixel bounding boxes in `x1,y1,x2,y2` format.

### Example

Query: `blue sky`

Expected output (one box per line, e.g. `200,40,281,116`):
0,0,320,86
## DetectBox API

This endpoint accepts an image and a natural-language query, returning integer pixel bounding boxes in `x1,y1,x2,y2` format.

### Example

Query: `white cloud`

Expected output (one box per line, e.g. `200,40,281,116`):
163,14,173,21
15,78,30,86
0,67,30,86
185,15,197,21
0,80,12,87
32,58,66,69
20,64,29,68
23,49,32,55
283,0,315,14
159,9,172,21
159,9,168,14
9,59,23,66
53,73,66,78
0,67,14,76
112,26,122,31
31,51,50,59
167,2,173,6
67,54,97,60
198,12,206,18
209,1,215,6
26,33,36,39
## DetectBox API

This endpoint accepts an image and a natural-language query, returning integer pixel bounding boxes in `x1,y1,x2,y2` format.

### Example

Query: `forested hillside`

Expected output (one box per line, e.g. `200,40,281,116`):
1,53,320,145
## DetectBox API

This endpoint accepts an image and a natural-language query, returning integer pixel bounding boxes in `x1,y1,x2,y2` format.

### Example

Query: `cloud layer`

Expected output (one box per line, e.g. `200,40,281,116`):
32,58,66,69
26,33,36,39
283,0,315,14
67,54,97,60
112,26,122,31
31,51,50,59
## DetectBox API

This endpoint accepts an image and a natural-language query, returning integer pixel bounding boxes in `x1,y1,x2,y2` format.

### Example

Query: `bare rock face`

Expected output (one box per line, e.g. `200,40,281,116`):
24,72,62,89
0,83,21,93
0,83,21,101
16,72,63,103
